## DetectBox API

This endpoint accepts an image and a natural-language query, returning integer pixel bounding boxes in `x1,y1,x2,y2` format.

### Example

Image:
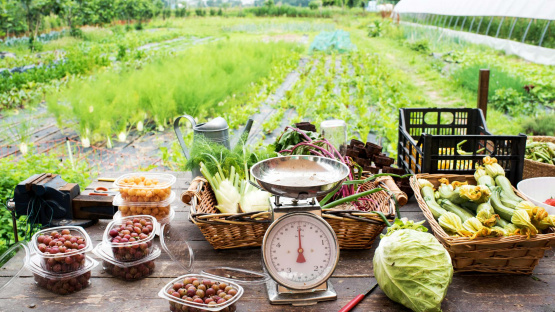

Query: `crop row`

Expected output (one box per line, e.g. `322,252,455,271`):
46,40,303,146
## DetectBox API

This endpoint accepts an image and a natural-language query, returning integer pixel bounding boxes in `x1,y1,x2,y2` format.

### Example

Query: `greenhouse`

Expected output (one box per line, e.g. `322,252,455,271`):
0,1,554,311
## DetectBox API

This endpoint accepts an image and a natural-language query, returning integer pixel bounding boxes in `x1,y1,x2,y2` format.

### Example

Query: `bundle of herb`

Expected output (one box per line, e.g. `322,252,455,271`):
193,136,276,214
185,136,277,181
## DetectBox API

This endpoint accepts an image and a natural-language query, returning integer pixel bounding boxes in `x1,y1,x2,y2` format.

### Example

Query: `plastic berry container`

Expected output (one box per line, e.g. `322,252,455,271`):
158,274,244,312
27,253,98,295
113,191,176,223
114,173,176,203
31,226,93,274
104,215,158,262
93,242,160,281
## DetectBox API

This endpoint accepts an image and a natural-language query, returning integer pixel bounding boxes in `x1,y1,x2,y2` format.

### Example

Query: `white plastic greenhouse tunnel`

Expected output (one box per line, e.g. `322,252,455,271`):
392,0,555,65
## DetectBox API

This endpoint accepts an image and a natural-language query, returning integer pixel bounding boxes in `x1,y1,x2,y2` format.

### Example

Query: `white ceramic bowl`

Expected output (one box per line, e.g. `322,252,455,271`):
517,177,555,215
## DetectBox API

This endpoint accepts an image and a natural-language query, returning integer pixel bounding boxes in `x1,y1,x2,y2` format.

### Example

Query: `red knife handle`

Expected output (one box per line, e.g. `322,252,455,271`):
338,294,365,312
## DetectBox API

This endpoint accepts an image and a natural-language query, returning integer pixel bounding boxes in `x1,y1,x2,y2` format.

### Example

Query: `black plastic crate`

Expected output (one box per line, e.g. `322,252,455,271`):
397,108,526,185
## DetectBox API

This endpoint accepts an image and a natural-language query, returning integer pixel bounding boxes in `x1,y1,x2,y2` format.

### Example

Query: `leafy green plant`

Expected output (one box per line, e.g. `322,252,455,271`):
490,87,535,115
522,114,555,136
406,38,430,53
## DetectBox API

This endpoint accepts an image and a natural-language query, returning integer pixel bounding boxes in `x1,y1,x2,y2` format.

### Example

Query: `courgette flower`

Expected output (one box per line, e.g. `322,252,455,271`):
451,180,468,189
418,179,434,190
511,209,538,238
438,212,471,237
459,185,482,202
503,223,519,236
463,217,504,239
483,156,505,178
476,203,498,227
516,201,549,223
474,165,495,188
537,215,555,230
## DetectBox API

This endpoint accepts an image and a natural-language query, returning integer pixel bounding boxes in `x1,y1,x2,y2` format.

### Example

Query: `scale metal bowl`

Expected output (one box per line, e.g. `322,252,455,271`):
250,156,349,200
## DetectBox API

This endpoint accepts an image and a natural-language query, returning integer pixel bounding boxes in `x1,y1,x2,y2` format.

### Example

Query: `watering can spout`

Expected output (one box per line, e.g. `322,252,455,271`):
173,114,254,174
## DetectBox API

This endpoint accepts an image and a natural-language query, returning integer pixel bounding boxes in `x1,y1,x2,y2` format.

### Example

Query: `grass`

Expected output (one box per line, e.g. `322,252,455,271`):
452,63,527,97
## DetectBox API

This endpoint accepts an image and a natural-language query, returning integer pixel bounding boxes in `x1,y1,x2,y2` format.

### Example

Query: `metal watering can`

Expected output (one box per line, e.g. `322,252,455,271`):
173,114,253,177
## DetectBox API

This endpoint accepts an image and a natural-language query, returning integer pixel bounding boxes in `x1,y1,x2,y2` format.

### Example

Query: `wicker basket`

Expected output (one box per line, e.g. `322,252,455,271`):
411,174,555,274
523,136,555,179
190,178,396,250
322,181,396,250
189,181,271,249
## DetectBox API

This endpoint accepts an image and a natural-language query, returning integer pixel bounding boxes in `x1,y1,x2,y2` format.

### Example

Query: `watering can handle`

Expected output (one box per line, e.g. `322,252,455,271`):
231,118,254,148
173,114,197,159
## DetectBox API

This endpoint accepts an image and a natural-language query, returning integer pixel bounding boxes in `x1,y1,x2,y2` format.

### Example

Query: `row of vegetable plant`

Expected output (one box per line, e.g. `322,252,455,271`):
47,39,303,147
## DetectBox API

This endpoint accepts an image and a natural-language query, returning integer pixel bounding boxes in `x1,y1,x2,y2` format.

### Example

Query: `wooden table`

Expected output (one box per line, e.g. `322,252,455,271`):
1,172,554,312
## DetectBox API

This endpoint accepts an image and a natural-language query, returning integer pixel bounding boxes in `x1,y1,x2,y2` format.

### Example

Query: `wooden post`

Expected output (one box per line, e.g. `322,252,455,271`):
477,69,490,120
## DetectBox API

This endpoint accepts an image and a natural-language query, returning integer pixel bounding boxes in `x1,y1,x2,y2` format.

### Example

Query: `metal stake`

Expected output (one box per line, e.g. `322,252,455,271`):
495,16,505,38
469,16,476,32
448,15,454,28
522,19,533,43
476,16,484,34
460,16,467,31
539,20,551,47
454,16,460,28
485,16,494,36
508,17,518,40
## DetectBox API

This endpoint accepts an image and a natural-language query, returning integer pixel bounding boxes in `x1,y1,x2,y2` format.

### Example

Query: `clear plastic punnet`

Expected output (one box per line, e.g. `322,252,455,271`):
113,191,176,223
27,254,98,295
94,242,161,281
158,274,244,312
104,215,158,262
31,226,93,273
114,173,176,203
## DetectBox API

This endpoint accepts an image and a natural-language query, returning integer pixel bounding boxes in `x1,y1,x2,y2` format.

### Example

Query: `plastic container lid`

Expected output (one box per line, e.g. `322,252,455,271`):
93,242,161,267
114,173,176,190
27,254,98,280
158,273,244,312
31,225,93,258
160,223,195,273
0,241,30,292
112,191,176,207
159,222,268,285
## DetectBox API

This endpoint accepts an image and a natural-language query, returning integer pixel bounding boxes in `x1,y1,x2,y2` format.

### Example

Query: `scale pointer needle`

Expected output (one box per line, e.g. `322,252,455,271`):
296,227,306,263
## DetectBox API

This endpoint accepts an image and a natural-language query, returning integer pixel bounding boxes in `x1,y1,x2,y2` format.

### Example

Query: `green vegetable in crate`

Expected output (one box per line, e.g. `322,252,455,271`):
462,218,504,238
437,178,466,204
459,185,491,204
489,187,515,222
474,165,495,188
511,209,538,238
438,212,471,237
494,175,523,204
537,215,555,230
438,199,474,222
374,219,453,312
525,141,555,164
483,156,505,178
476,203,498,227
418,179,448,218
515,201,554,230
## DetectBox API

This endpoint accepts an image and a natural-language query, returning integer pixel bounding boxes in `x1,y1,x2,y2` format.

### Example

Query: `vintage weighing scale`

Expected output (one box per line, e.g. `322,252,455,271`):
250,155,350,306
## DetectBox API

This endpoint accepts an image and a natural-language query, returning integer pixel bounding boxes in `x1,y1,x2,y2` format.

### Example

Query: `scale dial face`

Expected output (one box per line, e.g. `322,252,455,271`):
262,212,339,290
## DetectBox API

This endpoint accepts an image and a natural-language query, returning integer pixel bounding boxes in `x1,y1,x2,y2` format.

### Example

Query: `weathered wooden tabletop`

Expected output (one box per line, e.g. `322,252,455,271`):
1,172,554,312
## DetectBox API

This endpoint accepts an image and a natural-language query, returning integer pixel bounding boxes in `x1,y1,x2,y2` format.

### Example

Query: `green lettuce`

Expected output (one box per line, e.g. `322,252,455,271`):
374,219,453,312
